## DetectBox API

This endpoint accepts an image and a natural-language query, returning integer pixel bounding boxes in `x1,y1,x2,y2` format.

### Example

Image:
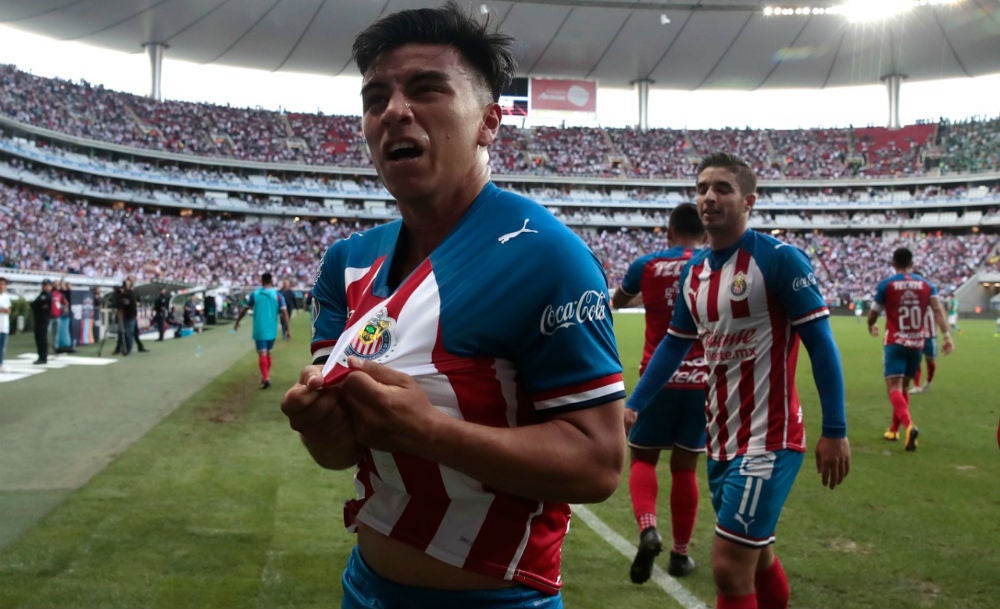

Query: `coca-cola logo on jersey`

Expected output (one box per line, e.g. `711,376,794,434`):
540,290,608,335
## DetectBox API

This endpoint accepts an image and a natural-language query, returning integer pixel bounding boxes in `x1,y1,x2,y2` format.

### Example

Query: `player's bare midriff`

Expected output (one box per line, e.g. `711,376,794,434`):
357,523,516,589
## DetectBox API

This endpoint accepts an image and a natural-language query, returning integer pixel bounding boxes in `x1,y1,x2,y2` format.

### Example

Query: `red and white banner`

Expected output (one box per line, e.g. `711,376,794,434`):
530,78,597,117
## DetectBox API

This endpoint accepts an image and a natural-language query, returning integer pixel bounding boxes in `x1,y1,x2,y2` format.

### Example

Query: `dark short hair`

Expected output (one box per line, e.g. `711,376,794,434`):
352,0,517,103
695,152,757,196
668,202,704,238
0,276,6,283
261,272,273,285
892,247,913,269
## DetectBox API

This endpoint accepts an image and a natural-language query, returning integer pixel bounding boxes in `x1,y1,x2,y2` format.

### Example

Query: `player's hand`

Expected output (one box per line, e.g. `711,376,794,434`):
867,325,879,337
815,436,850,490
623,408,637,435
281,364,360,468
941,336,954,355
338,356,442,454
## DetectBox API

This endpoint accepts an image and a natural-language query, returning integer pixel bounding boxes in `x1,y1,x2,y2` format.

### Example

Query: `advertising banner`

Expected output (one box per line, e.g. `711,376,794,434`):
529,78,597,118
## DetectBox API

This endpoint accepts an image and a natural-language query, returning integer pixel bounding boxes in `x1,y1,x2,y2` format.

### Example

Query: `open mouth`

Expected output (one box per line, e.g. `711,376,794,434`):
386,141,423,162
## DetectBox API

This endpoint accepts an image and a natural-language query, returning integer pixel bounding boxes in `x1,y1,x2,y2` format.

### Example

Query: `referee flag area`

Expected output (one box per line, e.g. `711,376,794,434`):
0,314,998,609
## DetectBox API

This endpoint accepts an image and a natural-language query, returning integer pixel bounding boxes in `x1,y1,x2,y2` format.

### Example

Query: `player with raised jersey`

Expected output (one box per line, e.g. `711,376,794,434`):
279,4,626,608
612,202,707,582
626,152,850,609
867,247,953,450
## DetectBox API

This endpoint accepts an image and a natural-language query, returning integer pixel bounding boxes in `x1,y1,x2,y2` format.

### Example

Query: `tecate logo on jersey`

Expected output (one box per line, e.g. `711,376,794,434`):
540,290,608,336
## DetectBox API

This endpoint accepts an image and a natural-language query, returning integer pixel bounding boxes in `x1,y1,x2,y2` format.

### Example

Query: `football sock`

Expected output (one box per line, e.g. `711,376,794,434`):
913,367,922,387
890,390,911,429
630,459,658,532
669,467,698,555
259,353,269,380
717,592,757,609
755,557,789,609
926,360,936,383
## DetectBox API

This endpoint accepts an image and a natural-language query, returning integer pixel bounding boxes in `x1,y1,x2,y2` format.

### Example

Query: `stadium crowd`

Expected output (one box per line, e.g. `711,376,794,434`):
2,180,996,302
3,63,1000,179
1,63,998,299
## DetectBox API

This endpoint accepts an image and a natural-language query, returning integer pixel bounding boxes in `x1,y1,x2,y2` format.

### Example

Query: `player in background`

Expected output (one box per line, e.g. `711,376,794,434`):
611,202,706,582
947,292,960,333
909,301,939,394
627,152,850,609
234,271,289,389
867,247,953,450
853,295,865,323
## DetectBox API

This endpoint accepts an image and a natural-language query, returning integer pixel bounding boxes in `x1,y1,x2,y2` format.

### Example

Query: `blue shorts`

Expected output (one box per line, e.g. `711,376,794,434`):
883,344,921,378
921,337,938,359
628,388,706,452
341,546,564,609
254,339,276,352
707,450,804,547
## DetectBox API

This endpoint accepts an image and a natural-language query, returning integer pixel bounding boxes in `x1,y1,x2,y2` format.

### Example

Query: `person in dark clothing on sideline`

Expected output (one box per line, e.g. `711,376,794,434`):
31,279,54,364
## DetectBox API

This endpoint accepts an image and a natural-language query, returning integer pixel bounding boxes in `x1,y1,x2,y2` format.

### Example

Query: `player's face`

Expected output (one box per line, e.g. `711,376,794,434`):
360,44,500,205
696,166,755,247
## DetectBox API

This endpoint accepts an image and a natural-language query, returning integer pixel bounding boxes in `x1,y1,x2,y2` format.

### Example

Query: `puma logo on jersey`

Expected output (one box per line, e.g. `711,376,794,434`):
498,219,538,244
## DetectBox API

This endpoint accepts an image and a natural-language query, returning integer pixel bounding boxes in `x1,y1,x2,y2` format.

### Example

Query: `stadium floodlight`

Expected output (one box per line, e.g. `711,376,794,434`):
762,0,962,23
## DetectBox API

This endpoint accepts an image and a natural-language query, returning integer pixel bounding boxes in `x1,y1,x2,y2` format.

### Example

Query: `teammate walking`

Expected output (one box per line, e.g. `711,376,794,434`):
627,152,850,609
612,202,706,582
235,272,289,389
867,247,953,449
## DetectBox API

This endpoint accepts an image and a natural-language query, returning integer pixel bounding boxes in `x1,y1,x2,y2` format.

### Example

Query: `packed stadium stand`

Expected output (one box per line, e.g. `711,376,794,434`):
1,63,999,308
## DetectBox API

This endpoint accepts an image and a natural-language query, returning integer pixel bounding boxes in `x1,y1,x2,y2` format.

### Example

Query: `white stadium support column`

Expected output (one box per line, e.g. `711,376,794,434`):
882,73,905,130
143,42,169,102
633,78,653,133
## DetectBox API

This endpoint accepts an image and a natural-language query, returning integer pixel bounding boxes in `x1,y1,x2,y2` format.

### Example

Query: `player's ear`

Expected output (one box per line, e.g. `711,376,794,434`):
743,193,757,213
478,102,502,147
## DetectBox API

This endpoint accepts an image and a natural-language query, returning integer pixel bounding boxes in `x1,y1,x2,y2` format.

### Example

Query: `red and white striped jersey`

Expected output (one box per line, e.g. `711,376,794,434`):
310,183,625,593
667,230,830,461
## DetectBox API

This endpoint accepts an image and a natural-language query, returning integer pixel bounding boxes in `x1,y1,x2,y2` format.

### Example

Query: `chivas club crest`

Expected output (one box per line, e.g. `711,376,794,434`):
730,271,750,300
346,313,396,360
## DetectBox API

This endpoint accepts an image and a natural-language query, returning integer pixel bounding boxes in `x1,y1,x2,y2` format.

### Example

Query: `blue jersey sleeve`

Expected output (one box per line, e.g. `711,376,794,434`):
761,241,829,323
796,317,847,438
619,255,648,296
310,237,352,363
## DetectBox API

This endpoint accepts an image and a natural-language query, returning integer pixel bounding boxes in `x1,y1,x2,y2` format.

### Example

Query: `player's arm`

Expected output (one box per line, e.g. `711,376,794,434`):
866,305,881,336
626,332,693,415
277,293,291,338
234,294,252,330
282,242,362,470
611,286,639,309
338,358,624,503
797,317,850,490
929,295,954,354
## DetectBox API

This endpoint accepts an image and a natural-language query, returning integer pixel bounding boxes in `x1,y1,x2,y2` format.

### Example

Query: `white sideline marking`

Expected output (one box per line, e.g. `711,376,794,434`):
571,504,709,609
0,352,117,383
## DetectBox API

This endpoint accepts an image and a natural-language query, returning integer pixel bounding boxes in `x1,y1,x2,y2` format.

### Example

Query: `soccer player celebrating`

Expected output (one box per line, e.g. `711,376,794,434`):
612,202,707,582
627,152,850,609
279,4,626,608
867,247,953,450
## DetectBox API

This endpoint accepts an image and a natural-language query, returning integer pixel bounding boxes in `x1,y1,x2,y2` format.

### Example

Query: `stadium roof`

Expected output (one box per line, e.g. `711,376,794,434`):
0,0,998,91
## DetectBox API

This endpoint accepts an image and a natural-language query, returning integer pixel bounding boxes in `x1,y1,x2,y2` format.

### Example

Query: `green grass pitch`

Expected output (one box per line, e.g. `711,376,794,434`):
0,314,997,609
